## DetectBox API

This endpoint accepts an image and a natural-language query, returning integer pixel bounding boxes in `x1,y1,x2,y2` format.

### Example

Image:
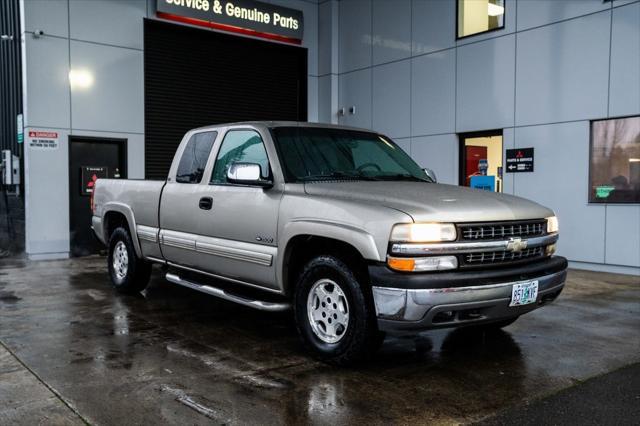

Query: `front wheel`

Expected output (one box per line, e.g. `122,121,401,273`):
294,255,383,365
107,227,151,294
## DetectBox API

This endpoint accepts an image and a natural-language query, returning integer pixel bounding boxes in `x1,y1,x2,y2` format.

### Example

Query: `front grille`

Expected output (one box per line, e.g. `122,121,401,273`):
463,246,545,266
458,220,546,241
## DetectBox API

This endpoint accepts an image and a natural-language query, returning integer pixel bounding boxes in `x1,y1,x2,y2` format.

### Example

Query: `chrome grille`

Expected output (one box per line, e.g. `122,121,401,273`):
458,220,545,241
463,246,545,266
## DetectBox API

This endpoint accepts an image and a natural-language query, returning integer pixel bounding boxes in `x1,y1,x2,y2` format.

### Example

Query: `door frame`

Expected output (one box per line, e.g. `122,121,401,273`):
68,135,128,254
458,129,503,188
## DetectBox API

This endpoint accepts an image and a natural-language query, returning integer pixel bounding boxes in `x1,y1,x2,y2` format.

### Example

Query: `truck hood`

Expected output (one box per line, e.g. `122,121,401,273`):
303,181,554,223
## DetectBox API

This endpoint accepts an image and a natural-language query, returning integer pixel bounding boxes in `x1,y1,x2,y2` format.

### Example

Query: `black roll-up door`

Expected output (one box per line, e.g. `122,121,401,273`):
144,19,308,180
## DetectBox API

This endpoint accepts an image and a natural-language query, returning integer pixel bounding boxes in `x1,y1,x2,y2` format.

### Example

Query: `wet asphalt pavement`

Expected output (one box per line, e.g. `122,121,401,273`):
0,256,638,425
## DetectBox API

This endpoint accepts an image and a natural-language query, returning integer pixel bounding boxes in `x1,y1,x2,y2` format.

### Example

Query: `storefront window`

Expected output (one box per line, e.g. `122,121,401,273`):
457,0,505,39
589,116,640,204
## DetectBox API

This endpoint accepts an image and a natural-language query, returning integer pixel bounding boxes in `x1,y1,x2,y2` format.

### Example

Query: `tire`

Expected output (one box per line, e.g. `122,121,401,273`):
294,255,383,366
107,227,151,294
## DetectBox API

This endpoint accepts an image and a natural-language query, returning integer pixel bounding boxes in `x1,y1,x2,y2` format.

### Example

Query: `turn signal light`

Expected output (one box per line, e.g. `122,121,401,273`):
387,256,458,272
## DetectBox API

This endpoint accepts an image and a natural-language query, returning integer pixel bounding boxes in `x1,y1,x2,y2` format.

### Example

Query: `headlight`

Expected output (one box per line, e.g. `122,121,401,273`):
390,223,457,242
546,216,559,233
388,256,458,272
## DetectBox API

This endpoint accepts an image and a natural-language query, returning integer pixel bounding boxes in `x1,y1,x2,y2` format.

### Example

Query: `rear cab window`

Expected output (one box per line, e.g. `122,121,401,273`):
175,131,217,183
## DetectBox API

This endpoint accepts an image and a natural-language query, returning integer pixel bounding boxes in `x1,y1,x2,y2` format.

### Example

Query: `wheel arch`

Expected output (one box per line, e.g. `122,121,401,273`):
102,202,142,257
278,221,382,296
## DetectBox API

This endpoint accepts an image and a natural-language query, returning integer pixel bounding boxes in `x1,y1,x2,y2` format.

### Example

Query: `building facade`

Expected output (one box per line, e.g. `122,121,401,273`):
8,0,640,274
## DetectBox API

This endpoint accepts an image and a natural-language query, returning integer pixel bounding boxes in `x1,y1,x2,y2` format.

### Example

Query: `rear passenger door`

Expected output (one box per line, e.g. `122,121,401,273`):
159,131,217,267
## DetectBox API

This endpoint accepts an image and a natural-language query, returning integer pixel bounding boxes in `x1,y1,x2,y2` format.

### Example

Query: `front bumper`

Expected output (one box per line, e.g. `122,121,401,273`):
370,256,567,332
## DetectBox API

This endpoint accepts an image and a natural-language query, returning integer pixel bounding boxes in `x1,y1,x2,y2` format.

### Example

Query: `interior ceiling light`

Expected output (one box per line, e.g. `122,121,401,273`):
488,3,505,16
69,69,94,89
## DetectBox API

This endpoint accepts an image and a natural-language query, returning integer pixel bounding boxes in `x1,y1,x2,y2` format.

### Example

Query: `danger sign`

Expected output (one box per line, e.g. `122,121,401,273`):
28,131,59,150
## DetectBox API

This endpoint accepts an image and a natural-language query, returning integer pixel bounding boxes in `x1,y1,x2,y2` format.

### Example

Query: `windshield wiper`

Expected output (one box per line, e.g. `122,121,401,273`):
376,174,431,182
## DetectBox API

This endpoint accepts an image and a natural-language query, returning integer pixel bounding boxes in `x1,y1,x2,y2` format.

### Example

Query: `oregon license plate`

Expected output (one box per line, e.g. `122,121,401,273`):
510,280,539,307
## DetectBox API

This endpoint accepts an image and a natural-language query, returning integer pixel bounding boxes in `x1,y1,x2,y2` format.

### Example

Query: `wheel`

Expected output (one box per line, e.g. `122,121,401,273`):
294,255,383,365
107,227,151,294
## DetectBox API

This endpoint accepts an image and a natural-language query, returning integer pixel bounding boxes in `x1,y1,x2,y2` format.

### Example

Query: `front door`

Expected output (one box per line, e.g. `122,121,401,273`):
195,128,281,290
69,136,126,256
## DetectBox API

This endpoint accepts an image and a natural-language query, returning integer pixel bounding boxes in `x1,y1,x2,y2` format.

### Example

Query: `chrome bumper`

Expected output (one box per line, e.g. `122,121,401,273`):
373,269,566,332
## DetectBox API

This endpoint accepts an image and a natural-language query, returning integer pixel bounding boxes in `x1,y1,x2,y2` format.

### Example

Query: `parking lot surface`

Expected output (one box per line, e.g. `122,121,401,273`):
1,256,638,425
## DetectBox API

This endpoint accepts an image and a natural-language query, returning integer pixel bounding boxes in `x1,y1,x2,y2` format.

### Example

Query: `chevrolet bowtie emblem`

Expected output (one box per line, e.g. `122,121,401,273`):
506,237,528,253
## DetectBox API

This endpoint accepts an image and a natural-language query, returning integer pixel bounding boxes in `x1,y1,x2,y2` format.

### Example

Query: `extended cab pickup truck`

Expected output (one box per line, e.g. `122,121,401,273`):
92,122,567,365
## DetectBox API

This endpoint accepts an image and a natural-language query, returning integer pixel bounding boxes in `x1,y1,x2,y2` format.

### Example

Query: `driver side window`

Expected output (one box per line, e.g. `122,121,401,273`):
210,130,270,184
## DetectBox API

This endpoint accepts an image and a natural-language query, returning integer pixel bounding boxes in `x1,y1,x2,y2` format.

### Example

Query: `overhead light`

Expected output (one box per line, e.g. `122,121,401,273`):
629,158,640,163
1,34,14,41
69,69,94,89
488,3,505,17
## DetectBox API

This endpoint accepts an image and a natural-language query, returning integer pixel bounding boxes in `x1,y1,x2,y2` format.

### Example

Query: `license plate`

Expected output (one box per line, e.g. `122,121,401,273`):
510,280,539,307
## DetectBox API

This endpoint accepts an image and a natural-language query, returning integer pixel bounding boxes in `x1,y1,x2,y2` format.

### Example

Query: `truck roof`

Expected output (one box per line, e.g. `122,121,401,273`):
190,121,377,134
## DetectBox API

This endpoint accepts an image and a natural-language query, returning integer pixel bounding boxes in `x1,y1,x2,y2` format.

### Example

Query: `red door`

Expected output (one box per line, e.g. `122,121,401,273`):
465,145,487,186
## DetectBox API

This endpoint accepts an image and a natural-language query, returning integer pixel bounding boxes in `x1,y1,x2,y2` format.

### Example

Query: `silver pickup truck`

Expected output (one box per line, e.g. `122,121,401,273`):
92,122,567,365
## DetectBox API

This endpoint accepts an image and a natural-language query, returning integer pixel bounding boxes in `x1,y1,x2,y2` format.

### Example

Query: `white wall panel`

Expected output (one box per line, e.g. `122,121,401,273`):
515,11,610,126
372,0,411,65
318,0,338,76
339,0,372,73
25,127,71,256
69,0,146,50
411,49,456,136
456,35,515,132
609,2,640,117
338,68,372,129
23,0,69,38
318,74,338,124
411,0,456,55
70,41,144,133
411,134,458,185
517,0,611,31
394,137,411,155
605,206,640,267
24,36,70,129
372,59,410,138
513,122,606,263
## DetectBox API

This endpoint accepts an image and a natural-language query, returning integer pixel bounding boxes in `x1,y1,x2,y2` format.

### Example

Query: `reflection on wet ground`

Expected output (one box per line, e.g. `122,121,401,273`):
0,256,638,424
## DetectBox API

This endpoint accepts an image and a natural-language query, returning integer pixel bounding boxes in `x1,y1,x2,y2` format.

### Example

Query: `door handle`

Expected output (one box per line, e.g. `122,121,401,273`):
199,197,213,210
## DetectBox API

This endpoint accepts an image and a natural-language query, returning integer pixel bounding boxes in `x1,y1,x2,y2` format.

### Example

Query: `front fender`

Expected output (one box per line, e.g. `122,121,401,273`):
102,202,142,258
276,219,382,290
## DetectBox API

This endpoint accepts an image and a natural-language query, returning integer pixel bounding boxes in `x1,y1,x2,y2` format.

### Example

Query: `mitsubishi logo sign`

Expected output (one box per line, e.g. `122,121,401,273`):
506,237,528,253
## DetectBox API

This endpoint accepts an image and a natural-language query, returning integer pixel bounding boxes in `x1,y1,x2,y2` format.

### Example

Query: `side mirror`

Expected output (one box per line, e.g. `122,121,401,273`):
423,168,437,183
227,162,273,188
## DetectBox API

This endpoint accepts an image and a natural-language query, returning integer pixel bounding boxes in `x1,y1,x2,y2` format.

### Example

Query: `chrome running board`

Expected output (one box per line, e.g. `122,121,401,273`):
165,273,291,312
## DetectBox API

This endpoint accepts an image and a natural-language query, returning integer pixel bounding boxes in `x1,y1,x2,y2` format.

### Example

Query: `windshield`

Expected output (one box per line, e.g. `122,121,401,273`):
271,127,431,183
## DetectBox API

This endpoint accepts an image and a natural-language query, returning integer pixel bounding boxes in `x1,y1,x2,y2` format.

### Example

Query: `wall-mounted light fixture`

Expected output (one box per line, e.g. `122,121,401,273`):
0,34,14,41
69,69,94,89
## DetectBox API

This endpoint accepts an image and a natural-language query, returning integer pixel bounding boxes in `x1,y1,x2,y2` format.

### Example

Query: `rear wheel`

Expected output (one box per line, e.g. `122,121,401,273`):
294,255,383,365
107,227,151,294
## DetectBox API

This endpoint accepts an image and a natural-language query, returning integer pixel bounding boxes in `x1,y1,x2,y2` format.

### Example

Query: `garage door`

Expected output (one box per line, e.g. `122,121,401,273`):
144,19,308,180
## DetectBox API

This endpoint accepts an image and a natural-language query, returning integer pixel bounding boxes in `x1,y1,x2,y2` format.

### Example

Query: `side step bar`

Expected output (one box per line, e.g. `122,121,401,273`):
165,273,291,312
